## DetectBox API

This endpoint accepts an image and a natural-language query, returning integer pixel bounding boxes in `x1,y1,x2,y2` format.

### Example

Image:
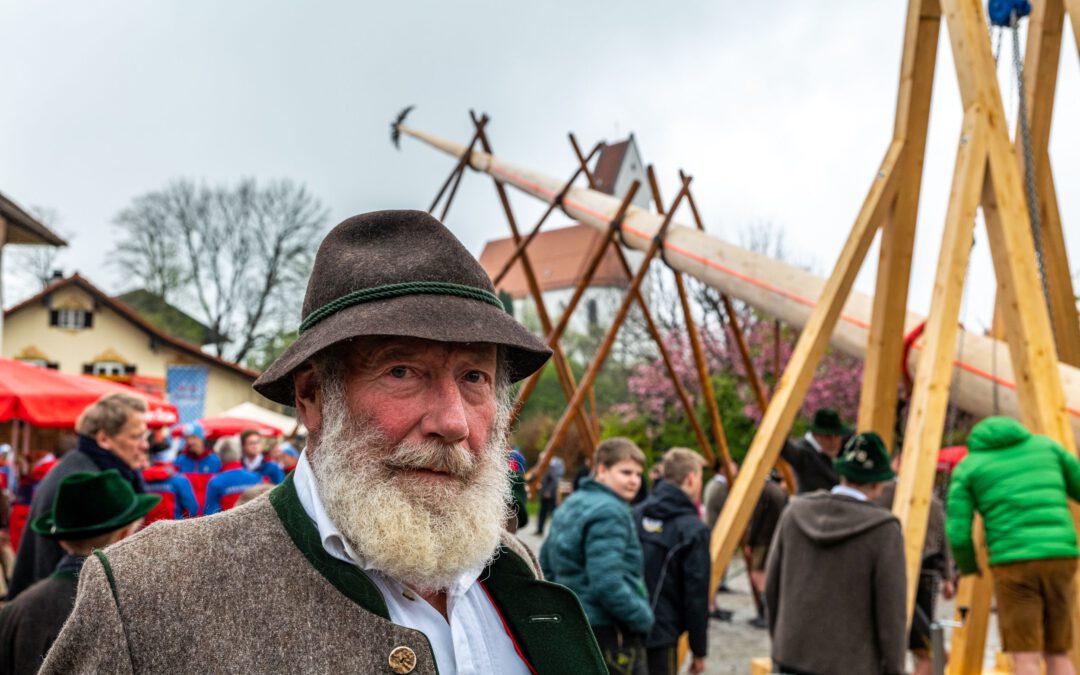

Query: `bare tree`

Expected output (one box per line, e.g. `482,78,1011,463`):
112,178,328,364
7,206,71,292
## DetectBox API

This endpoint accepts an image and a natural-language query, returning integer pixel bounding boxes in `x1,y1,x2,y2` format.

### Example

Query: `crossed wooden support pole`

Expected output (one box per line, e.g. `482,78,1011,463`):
705,1,1079,673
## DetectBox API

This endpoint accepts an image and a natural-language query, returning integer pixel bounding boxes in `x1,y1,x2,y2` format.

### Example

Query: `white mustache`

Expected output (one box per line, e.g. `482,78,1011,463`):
382,440,477,480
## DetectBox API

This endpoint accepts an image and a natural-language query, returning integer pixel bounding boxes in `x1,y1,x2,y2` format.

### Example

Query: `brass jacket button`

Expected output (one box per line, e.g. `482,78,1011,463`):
388,645,417,674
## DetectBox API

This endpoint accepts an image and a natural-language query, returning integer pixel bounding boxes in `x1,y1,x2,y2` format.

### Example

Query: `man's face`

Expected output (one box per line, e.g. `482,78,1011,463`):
685,468,704,502
596,459,643,502
817,433,843,457
242,434,263,459
186,435,204,456
299,336,510,593
98,412,150,470
317,336,499,475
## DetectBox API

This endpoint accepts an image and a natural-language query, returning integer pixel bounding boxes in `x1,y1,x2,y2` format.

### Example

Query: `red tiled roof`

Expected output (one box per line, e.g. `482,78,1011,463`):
4,274,260,380
478,224,630,300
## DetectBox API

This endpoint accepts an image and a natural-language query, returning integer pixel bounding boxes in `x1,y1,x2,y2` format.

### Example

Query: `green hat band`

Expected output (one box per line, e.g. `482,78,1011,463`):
299,281,504,334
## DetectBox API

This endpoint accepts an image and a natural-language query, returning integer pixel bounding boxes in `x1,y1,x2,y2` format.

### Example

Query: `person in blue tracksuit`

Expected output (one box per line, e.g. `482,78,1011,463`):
203,440,266,516
173,423,221,474
239,430,284,485
142,449,199,521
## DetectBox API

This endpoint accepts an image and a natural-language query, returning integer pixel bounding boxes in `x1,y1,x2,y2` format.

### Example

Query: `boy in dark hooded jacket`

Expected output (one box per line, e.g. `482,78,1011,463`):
765,431,906,675
634,448,710,675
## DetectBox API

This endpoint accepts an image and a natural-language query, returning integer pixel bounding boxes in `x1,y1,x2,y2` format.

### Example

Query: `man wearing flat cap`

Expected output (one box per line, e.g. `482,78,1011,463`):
44,211,607,674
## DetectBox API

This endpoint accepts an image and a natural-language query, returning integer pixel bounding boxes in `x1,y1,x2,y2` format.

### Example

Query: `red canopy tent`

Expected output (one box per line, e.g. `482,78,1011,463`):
171,416,283,441
0,358,178,429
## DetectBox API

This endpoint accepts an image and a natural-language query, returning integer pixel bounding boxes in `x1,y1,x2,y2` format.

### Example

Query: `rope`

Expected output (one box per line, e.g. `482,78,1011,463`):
299,281,504,333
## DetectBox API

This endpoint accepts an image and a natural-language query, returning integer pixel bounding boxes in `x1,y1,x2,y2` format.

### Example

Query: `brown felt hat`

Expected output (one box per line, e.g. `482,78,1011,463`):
253,210,552,405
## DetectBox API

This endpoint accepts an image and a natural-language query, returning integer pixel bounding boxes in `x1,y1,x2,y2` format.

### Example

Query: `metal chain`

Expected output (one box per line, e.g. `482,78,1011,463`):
1012,23,1054,329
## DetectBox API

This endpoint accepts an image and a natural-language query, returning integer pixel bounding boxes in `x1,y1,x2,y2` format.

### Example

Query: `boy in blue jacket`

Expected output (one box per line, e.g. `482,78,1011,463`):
541,438,654,675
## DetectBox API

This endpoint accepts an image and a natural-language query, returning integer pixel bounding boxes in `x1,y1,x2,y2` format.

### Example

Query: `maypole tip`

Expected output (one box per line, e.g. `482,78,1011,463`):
390,105,415,149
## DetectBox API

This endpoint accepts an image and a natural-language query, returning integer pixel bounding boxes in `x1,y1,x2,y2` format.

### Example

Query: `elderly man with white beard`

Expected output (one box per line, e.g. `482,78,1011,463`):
42,211,608,675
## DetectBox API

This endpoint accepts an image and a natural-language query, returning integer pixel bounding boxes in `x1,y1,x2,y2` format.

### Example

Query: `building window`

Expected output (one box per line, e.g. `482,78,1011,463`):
84,361,136,378
49,309,93,330
586,298,599,326
18,358,59,369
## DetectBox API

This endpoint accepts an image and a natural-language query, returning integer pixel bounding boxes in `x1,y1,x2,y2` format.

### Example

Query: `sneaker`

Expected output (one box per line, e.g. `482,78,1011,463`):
748,616,767,629
709,609,733,622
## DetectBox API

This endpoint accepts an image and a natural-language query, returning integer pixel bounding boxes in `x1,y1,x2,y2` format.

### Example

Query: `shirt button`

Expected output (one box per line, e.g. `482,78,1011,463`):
388,645,417,674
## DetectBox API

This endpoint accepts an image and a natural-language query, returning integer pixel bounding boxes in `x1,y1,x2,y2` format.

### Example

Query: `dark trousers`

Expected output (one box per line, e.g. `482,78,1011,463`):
592,625,647,675
535,496,556,534
645,646,679,675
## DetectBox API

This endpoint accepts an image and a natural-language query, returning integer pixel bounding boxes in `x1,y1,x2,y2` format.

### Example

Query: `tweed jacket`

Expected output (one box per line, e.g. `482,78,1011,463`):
765,492,906,675
42,475,606,674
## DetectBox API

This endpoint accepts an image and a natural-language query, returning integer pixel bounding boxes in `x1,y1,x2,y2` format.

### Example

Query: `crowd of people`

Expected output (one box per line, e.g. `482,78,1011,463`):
0,394,299,672
0,210,1075,675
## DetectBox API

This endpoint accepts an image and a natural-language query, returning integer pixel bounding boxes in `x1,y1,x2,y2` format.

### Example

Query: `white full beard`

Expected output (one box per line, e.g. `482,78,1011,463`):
308,384,513,593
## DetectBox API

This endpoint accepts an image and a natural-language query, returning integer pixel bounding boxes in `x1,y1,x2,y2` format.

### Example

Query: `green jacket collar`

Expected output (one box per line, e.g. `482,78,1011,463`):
269,473,606,674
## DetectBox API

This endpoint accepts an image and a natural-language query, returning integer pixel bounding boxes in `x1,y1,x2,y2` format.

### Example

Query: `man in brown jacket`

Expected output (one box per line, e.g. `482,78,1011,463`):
43,211,607,674
765,431,906,675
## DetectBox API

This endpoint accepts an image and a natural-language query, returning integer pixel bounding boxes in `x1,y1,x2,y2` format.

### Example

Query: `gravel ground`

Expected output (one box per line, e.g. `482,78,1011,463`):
516,528,1001,674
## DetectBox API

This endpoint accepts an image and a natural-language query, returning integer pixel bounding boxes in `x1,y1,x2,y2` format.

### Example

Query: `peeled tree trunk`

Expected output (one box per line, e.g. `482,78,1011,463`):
399,123,1080,447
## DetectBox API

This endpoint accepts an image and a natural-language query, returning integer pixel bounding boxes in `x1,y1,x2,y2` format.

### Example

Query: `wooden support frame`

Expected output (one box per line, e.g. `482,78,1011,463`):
532,176,695,472
708,137,903,595
857,0,941,450
453,114,599,455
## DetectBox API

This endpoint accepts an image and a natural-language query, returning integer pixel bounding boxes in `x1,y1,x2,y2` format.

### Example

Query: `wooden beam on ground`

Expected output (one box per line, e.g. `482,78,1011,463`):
894,108,988,623
858,0,941,449
708,139,904,595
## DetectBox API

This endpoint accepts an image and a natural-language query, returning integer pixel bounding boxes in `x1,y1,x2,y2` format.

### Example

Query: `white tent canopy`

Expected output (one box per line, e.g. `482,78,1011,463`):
221,401,305,436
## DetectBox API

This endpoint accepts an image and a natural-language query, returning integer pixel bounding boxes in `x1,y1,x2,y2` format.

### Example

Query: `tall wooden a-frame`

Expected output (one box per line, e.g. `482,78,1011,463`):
708,0,1079,671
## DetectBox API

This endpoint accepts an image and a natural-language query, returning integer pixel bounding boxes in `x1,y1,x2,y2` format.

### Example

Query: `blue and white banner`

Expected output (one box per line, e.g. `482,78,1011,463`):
166,365,208,425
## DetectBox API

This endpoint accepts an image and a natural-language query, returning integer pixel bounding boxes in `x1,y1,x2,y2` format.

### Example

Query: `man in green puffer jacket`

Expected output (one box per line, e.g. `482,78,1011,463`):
947,416,1080,675
541,438,654,675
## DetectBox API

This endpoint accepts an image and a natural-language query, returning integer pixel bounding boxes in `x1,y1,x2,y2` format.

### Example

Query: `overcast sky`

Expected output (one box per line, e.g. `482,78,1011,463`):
2,1,1077,334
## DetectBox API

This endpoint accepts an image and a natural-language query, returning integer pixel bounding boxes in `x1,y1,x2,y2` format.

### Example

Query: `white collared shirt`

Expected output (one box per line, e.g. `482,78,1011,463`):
831,484,868,502
804,431,824,453
292,452,531,675
243,455,263,472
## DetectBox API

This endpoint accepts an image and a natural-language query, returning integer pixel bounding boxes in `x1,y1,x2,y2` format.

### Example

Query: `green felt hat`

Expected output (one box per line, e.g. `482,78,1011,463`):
834,432,895,484
32,470,161,541
809,408,849,436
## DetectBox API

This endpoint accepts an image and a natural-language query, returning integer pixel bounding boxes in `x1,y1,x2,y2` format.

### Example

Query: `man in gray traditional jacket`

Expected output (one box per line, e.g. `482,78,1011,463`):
43,210,607,674
764,431,907,675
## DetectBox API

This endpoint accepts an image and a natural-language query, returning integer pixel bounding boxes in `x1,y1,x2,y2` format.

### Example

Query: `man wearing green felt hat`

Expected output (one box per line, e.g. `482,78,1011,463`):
44,210,607,674
780,407,850,494
0,470,158,674
765,431,907,675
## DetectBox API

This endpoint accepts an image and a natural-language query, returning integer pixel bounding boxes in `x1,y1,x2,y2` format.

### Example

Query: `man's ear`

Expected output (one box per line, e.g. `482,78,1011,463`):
293,363,322,437
96,429,113,451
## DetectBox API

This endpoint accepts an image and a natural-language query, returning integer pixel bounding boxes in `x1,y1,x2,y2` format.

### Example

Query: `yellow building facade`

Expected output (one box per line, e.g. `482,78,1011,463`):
3,274,272,417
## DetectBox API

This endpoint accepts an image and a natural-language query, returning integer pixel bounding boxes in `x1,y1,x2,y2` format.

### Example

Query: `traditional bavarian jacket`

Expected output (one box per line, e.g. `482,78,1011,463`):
42,475,607,674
